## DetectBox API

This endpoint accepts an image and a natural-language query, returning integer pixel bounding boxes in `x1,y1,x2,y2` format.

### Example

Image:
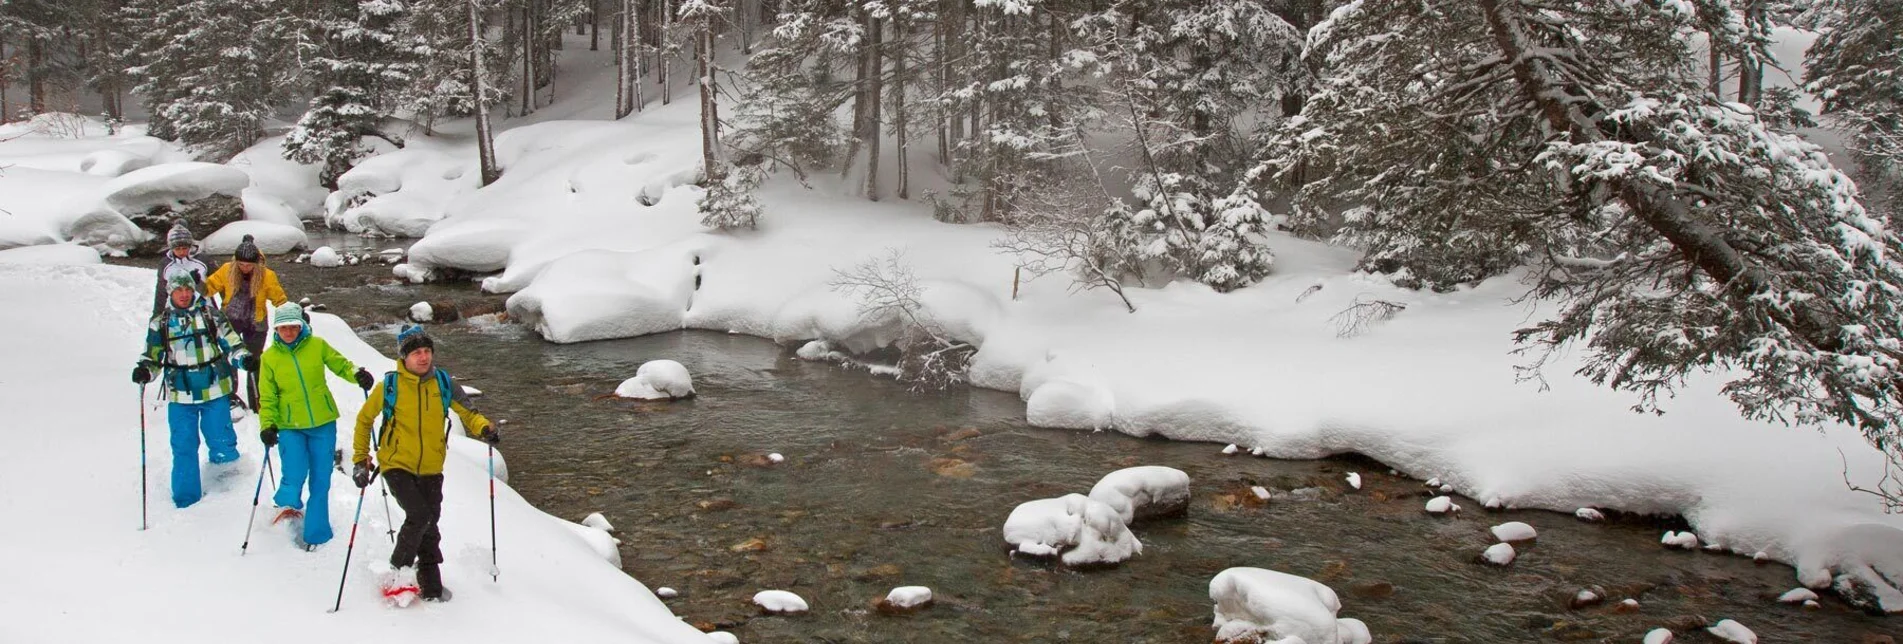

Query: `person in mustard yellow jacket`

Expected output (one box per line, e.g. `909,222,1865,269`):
204,234,289,410
352,325,498,602
259,303,374,550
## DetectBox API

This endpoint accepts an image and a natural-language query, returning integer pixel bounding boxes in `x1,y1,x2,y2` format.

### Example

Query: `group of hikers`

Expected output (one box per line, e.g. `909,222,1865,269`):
131,221,500,602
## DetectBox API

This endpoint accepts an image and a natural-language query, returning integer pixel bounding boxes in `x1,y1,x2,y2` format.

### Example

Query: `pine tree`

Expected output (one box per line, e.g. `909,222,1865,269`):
1266,0,1903,450
1806,0,1903,211
123,0,297,157
730,1,857,174
283,0,423,188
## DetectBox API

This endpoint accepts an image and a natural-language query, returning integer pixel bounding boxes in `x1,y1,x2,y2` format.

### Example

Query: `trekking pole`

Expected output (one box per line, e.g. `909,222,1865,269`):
138,383,148,531
328,482,371,613
241,450,274,555
365,384,395,544
488,443,498,582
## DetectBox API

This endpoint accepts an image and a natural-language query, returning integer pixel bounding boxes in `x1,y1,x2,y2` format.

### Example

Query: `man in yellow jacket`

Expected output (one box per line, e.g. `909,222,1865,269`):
352,325,498,602
204,234,289,410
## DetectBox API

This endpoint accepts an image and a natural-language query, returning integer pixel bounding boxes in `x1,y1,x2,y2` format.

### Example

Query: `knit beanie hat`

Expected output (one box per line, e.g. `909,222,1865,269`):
397,324,433,357
165,220,195,249
234,234,261,262
164,267,198,292
271,302,305,329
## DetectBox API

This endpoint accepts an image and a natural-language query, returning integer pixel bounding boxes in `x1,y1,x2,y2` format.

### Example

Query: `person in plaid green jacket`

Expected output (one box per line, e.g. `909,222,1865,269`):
132,268,256,508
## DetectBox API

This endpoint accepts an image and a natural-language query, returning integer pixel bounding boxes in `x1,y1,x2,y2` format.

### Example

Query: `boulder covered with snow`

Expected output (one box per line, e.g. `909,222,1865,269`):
1002,493,1142,567
1424,496,1460,515
877,586,934,613
706,633,738,644
410,301,435,323
57,206,147,252
507,246,698,343
752,590,808,615
1794,523,1903,615
1481,543,1516,566
1489,521,1537,542
1643,629,1674,644
1088,466,1191,524
101,162,249,238
1705,619,1756,643
309,246,343,268
614,360,696,400
1210,567,1369,644
581,512,615,532
1662,531,1700,550
198,221,306,257
1574,508,1605,522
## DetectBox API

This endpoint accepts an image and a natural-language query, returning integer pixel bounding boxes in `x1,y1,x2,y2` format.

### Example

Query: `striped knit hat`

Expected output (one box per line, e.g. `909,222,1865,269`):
271,302,305,329
165,220,195,249
164,266,198,292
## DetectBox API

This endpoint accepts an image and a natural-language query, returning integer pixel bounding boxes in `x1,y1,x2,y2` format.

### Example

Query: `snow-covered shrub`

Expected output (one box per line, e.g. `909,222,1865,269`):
698,160,766,231
1088,466,1191,524
829,250,975,391
1002,493,1142,567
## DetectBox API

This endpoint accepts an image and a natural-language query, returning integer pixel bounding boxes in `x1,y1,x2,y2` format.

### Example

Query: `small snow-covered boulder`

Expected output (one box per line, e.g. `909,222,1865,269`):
1002,493,1142,567
198,221,305,256
1569,587,1604,609
562,520,621,567
1574,508,1605,522
767,453,785,464
614,360,696,400
1250,486,1272,502
1210,567,1366,644
1336,617,1372,644
582,512,614,532
1643,629,1674,644
1794,523,1903,615
1777,588,1818,604
656,587,678,599
752,590,808,615
707,632,738,644
1482,543,1516,566
1424,477,1441,488
1088,465,1191,524
1706,619,1756,643
877,586,934,613
410,301,434,322
1490,521,1537,542
1662,531,1700,550
1345,473,1362,490
309,246,343,268
1222,444,1240,455
1425,496,1460,515
102,162,249,215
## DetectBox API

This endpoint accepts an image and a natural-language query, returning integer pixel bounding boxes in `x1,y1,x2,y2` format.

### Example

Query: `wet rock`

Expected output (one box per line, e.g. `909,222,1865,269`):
1663,614,1710,632
929,457,976,478
941,427,983,442
1546,621,1598,641
729,537,769,552
697,498,738,512
1612,599,1641,614
1316,560,1350,581
1861,634,1896,644
852,564,902,581
694,569,747,589
1348,581,1395,599
129,195,244,255
1834,573,1899,616
1569,586,1605,609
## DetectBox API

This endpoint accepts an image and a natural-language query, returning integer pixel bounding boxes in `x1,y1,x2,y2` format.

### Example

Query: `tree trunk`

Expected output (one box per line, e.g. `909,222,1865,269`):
698,12,720,182
592,0,602,49
935,3,949,167
1708,37,1722,98
1738,1,1764,106
27,38,44,114
893,17,908,200
614,1,629,117
470,0,501,186
660,0,672,105
521,3,537,115
841,6,872,178
865,15,883,201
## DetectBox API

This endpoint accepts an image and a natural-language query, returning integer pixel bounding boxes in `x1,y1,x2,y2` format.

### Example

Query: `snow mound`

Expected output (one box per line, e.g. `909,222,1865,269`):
1345,472,1362,490
1019,352,1116,431
199,222,306,256
411,301,435,322
614,360,696,400
1793,523,1903,614
0,244,101,266
1002,493,1142,566
881,586,933,610
60,204,147,251
1662,531,1700,550
752,590,809,614
707,632,738,644
309,246,343,268
1424,496,1460,514
240,188,303,227
657,587,679,598
1482,542,1516,566
1706,619,1756,643
1777,588,1818,604
78,148,152,177
767,453,784,464
563,519,622,568
507,246,699,343
100,162,248,214
1222,444,1240,455
1644,629,1674,644
1574,508,1605,522
581,512,615,532
1210,567,1367,644
1489,521,1537,542
1087,465,1191,524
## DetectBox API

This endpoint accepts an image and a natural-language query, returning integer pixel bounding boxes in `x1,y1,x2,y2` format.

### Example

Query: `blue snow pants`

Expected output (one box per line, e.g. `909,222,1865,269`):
272,422,337,545
167,397,237,508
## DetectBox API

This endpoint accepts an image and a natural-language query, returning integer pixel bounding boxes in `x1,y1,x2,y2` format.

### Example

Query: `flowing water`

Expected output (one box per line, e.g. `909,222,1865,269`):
115,231,1897,642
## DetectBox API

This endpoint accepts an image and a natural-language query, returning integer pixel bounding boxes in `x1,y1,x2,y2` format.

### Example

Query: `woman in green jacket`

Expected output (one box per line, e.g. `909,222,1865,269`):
258,303,374,550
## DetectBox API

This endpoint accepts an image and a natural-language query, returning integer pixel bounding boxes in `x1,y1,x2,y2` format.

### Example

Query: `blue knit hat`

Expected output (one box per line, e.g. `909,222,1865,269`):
165,220,195,249
271,302,305,329
397,324,433,357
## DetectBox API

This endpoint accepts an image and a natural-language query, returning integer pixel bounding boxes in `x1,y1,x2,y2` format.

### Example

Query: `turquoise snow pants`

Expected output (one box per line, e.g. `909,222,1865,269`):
272,423,337,546
167,397,237,508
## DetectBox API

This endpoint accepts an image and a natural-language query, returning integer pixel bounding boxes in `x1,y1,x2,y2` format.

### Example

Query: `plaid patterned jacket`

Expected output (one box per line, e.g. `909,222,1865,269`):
143,295,250,404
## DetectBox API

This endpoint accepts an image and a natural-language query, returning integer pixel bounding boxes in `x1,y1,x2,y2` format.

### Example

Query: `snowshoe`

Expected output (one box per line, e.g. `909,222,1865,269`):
271,507,303,526
378,565,421,608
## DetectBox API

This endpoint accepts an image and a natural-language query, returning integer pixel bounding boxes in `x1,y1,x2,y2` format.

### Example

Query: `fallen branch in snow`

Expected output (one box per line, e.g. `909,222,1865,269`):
829,250,973,391
1330,296,1407,338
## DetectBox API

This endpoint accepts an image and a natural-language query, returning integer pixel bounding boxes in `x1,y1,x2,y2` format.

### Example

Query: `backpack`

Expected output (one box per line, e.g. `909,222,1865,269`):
380,369,455,439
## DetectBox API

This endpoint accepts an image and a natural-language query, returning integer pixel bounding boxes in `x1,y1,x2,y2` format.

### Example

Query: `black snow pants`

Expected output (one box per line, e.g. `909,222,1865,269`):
383,469,445,569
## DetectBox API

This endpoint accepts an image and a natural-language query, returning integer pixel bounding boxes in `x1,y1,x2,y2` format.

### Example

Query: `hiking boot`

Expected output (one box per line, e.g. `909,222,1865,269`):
418,564,447,600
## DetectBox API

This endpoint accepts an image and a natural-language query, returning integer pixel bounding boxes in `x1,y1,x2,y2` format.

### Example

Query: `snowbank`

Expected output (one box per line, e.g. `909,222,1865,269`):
0,263,713,643
0,243,102,265
1209,567,1369,644
100,162,250,214
1087,465,1191,524
199,222,309,256
1001,493,1142,566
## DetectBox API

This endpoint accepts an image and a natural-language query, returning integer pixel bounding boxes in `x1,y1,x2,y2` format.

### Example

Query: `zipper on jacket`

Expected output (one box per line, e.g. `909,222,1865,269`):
287,345,318,429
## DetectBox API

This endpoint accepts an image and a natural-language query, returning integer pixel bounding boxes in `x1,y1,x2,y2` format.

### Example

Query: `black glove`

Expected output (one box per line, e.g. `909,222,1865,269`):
355,368,375,391
260,427,278,448
352,460,377,489
479,427,501,445
241,354,259,372
131,364,153,385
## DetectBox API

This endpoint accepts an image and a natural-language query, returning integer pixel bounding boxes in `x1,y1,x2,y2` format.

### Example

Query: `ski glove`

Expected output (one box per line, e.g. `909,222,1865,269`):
131,364,153,385
479,427,501,445
354,368,375,391
352,460,377,489
260,427,278,448
241,354,259,372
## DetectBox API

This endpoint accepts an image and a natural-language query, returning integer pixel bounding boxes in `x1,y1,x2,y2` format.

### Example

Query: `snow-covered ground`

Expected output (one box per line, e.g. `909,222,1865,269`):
0,262,712,642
